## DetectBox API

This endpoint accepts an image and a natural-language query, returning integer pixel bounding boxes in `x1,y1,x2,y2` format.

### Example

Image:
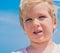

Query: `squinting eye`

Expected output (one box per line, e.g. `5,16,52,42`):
25,18,32,22
39,16,46,18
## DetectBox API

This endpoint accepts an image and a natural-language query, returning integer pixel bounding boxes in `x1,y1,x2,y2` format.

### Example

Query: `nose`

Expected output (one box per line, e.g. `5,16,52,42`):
32,19,41,27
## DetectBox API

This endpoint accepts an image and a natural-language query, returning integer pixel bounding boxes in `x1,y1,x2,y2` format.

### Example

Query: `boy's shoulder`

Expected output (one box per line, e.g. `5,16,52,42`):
11,48,27,53
53,43,60,53
56,43,60,48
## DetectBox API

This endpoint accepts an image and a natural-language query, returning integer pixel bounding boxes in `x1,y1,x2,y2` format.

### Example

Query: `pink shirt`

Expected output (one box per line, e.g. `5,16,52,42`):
11,43,60,53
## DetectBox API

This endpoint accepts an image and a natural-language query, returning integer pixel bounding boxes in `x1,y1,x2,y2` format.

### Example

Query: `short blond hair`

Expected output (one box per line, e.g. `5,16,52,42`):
19,0,57,29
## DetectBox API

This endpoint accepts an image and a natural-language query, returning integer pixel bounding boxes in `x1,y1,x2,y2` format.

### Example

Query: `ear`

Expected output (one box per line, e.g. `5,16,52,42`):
53,17,58,29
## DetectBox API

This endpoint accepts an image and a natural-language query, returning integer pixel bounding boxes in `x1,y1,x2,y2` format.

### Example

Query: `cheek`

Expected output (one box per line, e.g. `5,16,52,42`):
23,23,32,33
23,23,33,39
42,19,53,34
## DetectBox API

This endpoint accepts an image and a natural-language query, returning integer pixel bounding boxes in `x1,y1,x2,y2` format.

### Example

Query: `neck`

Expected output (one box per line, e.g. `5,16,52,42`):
26,39,54,53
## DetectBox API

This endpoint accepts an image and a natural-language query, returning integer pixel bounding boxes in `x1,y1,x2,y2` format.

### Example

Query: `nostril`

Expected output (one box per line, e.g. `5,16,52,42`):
32,22,40,28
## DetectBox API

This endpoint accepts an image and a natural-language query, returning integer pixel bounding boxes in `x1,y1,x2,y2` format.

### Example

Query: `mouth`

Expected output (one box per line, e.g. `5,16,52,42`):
33,30,43,35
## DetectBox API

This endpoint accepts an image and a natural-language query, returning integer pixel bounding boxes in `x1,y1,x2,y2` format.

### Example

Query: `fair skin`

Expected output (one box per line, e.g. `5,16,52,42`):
22,3,57,53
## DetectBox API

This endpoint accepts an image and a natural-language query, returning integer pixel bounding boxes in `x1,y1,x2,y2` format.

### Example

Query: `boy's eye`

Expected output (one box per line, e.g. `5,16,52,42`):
25,18,32,22
39,16,46,18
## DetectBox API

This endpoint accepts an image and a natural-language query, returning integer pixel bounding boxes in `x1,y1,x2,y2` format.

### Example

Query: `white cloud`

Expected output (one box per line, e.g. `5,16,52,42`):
54,0,60,1
55,5,60,10
0,11,19,25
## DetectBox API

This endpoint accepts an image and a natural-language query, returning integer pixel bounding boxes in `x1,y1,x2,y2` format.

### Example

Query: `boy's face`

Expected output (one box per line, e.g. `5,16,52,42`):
23,3,57,43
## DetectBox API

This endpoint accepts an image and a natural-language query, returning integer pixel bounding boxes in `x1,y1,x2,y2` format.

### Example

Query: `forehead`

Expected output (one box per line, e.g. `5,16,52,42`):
27,3,49,17
22,2,50,18
32,3,49,11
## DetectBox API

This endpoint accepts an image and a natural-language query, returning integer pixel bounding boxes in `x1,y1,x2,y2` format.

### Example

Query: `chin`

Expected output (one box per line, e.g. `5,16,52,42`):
31,37,50,44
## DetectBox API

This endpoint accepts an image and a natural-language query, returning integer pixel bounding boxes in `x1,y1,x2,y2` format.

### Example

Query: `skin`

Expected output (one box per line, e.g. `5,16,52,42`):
22,3,57,53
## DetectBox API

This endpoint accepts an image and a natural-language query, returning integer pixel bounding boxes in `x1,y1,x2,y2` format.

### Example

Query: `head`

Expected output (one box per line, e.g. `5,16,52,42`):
19,0,57,44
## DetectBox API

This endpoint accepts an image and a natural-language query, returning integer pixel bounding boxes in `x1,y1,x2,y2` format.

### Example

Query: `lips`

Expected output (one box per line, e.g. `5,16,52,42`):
33,30,42,35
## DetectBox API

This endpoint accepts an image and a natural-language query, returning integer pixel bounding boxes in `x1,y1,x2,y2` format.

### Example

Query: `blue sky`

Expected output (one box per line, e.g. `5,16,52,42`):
0,0,60,53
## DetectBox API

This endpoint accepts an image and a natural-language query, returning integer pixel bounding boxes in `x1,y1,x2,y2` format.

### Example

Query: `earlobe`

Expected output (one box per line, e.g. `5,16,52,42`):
53,25,57,33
